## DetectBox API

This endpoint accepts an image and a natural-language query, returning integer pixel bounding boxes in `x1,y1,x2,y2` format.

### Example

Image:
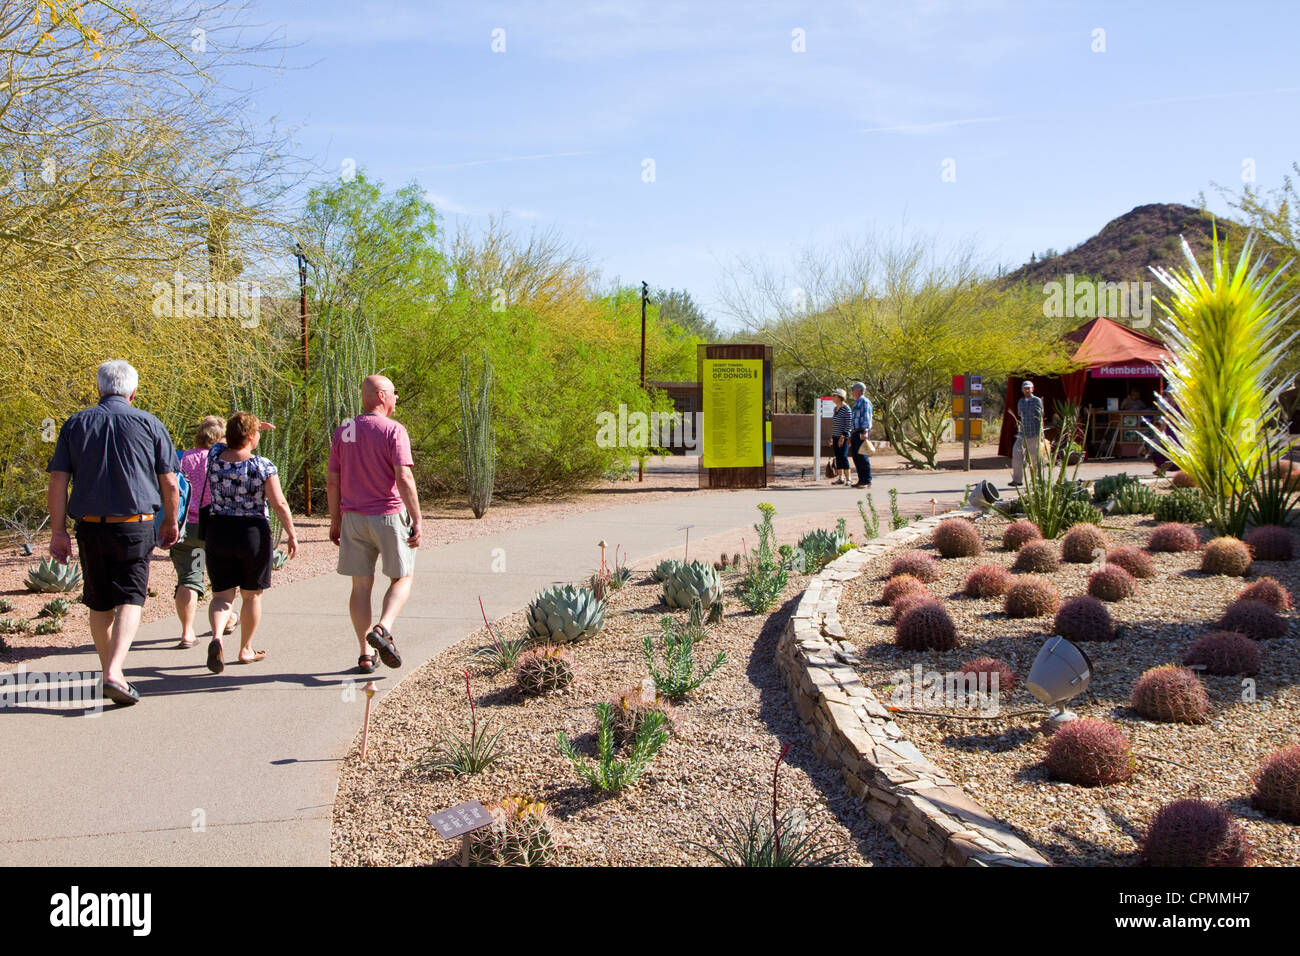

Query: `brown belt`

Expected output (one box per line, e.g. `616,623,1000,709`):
79,514,155,523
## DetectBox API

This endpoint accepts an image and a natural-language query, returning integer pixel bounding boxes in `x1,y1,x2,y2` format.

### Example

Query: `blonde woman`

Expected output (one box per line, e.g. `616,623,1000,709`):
204,411,297,673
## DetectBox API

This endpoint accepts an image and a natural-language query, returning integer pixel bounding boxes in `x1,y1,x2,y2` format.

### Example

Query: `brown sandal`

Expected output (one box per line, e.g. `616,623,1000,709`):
357,653,377,674
234,649,267,664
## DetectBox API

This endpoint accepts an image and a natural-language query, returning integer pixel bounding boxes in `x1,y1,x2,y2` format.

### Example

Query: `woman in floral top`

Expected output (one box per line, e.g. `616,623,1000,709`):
203,411,298,673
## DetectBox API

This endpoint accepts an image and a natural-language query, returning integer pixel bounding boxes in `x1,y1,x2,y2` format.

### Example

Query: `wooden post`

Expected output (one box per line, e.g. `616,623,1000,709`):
963,371,972,472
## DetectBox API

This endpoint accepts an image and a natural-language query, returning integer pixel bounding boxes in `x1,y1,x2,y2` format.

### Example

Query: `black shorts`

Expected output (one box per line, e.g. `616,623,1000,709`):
833,435,850,469
204,514,273,592
75,521,155,612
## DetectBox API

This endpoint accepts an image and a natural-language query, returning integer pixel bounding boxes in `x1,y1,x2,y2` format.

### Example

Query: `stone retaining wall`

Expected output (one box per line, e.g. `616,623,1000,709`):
777,507,1050,867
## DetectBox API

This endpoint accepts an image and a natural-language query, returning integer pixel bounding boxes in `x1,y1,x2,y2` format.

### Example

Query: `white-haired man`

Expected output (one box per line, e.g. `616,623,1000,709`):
46,360,180,705
849,381,873,488
1010,379,1045,486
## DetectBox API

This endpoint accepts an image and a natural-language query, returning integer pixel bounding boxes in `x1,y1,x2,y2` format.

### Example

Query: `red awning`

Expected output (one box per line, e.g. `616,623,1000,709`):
1066,316,1169,367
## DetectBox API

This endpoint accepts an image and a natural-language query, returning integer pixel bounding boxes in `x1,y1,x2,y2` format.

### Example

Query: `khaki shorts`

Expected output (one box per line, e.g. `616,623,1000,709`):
337,510,417,579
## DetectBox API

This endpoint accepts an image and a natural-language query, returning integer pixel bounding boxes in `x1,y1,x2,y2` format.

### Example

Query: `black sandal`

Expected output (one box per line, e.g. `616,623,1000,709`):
366,624,402,669
357,653,377,675
206,638,225,674
102,679,141,706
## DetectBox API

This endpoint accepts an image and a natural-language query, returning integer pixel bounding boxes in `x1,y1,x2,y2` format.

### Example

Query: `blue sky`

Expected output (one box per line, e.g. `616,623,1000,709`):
245,0,1300,327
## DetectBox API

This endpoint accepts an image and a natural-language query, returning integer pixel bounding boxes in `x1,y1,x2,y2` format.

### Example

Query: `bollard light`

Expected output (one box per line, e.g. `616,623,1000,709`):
360,680,378,760
1026,636,1092,726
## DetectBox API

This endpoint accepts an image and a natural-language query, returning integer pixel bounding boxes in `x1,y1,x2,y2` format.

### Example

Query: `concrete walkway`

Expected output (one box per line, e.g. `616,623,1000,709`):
0,461,1127,865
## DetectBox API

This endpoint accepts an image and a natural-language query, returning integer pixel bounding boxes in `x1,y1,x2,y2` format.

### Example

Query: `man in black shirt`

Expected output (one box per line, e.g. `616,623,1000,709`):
46,360,180,705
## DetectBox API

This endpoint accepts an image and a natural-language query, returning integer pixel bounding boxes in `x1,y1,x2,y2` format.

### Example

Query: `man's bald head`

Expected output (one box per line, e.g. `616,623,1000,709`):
362,375,397,415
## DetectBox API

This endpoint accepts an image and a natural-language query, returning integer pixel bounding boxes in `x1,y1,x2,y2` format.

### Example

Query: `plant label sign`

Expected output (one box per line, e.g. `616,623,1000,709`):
428,800,492,840
970,375,982,393
970,398,983,415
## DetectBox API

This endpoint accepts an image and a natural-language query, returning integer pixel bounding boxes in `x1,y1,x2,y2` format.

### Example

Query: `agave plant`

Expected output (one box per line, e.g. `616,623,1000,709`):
25,557,82,593
525,584,606,643
651,558,683,583
662,560,722,611
798,519,850,569
1148,229,1299,535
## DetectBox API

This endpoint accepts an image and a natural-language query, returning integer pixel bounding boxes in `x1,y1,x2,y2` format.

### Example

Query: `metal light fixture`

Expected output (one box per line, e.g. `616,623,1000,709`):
970,480,1000,509
1026,636,1093,726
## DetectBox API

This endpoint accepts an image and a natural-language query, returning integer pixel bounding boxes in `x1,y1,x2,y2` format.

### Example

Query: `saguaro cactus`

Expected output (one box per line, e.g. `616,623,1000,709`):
459,351,496,518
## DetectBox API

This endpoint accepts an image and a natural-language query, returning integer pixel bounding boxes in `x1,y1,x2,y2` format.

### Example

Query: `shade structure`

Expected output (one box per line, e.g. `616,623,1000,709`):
998,317,1170,457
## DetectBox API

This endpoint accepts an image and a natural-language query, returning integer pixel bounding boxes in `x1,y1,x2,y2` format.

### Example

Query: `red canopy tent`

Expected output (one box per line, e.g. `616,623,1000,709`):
998,317,1170,457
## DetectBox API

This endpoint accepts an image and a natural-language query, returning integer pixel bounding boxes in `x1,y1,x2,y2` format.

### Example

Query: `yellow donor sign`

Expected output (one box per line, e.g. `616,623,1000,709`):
702,359,764,468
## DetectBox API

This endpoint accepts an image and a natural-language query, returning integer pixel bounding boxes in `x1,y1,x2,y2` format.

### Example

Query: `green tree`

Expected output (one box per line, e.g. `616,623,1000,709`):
654,287,718,340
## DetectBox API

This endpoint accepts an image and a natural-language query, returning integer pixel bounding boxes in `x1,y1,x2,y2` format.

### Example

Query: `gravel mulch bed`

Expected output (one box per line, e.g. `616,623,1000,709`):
839,513,1300,866
331,570,914,867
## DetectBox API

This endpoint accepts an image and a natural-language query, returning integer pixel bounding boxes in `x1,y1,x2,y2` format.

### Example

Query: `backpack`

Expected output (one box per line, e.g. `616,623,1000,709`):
154,448,193,546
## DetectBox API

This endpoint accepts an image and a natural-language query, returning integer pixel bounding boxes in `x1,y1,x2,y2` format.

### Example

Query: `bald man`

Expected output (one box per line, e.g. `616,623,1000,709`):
328,375,422,674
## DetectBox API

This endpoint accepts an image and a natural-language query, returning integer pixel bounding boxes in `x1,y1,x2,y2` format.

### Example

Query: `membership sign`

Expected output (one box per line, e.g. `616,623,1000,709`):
702,358,764,468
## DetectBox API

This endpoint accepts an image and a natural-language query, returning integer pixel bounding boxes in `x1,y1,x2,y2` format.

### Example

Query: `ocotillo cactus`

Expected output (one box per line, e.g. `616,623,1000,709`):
459,351,496,518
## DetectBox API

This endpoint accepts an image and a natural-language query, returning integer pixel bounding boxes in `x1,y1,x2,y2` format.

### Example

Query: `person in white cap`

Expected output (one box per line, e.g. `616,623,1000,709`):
829,389,852,484
1010,379,1044,486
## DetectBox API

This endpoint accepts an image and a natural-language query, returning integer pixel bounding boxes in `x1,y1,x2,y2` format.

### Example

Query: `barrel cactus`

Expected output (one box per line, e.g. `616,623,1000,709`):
1251,745,1300,823
1201,537,1252,576
651,559,683,583
895,601,958,651
515,645,576,696
1044,718,1134,787
1236,577,1292,611
1002,519,1042,552
25,557,82,593
932,518,982,558
525,585,606,643
1183,631,1260,676
1131,664,1209,724
662,560,722,611
1141,799,1251,867
466,795,559,866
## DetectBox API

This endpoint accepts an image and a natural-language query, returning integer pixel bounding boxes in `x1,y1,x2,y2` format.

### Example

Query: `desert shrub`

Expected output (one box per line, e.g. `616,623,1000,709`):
1044,718,1134,787
1236,576,1292,611
1154,488,1210,524
1001,519,1042,551
880,573,928,606
642,616,726,699
1245,525,1294,561
1106,546,1154,579
932,518,982,558
1200,537,1252,576
963,564,1012,598
1062,524,1111,563
1251,745,1300,823
558,703,668,793
959,656,1017,693
1111,482,1160,516
608,683,676,744
890,592,939,623
1141,799,1251,867
1131,664,1209,724
1053,595,1117,642
895,601,958,651
1004,577,1061,618
1183,631,1260,676
1170,470,1197,489
889,550,939,583
1012,539,1060,573
1219,599,1287,641
1147,522,1200,553
1088,564,1136,602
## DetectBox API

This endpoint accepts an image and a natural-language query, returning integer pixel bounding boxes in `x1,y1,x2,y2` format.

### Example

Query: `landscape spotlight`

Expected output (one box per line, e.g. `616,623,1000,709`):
1026,635,1092,726
970,480,1000,509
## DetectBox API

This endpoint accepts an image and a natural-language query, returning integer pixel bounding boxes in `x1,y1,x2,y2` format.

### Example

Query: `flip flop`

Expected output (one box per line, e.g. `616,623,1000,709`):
224,610,240,636
357,653,377,675
206,638,225,674
234,650,267,664
176,637,199,649
102,680,141,706
366,624,402,669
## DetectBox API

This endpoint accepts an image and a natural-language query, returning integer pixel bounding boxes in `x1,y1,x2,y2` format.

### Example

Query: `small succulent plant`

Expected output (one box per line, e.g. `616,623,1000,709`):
1131,664,1209,724
1004,577,1061,618
1001,519,1043,552
1106,546,1154,579
932,518,982,558
1252,745,1300,823
1044,718,1134,787
651,558,684,583
1053,595,1117,643
1170,470,1197,489
515,645,576,696
888,551,939,584
24,557,82,593
963,564,1012,598
1061,524,1111,564
1201,537,1252,576
1245,525,1294,562
0,598,12,614
466,795,559,866
33,618,62,635
1141,799,1251,867
1235,576,1292,611
39,597,72,618
663,560,723,611
0,617,30,634
1147,522,1200,553
895,601,958,651
1011,539,1060,574
1088,563,1136,602
1183,631,1260,676
959,657,1017,693
1153,487,1210,524
880,573,928,606
1218,599,1287,641
526,585,606,643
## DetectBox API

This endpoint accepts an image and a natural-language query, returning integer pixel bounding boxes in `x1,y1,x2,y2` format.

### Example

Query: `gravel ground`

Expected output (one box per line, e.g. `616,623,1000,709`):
838,514,1300,866
331,569,915,867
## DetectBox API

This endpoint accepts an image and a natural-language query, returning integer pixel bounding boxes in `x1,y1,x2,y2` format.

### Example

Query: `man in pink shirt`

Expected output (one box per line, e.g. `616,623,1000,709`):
328,375,422,674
